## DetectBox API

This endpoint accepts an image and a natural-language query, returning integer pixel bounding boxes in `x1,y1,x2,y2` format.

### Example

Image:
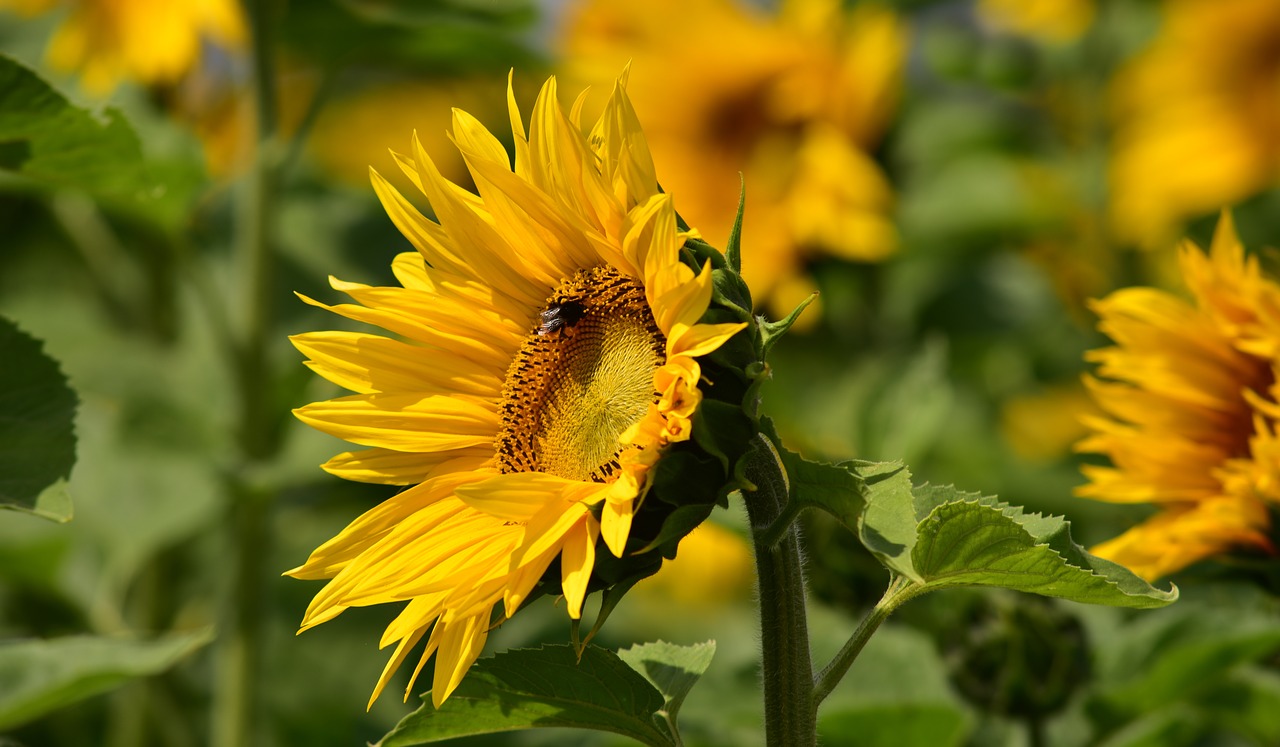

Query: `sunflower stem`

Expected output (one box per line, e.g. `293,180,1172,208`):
212,2,281,747
742,433,817,747
756,497,804,550
812,574,923,706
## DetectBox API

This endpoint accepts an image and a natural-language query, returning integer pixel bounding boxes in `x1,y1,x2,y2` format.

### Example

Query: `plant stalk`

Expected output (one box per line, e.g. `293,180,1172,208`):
812,574,922,705
212,2,280,746
741,434,817,747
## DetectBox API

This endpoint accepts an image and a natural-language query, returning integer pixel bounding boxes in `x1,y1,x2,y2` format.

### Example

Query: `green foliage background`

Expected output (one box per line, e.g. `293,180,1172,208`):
3,1,1280,746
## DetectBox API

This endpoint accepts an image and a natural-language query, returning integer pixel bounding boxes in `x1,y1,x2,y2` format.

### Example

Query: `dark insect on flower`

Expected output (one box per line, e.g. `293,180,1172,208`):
537,301,585,335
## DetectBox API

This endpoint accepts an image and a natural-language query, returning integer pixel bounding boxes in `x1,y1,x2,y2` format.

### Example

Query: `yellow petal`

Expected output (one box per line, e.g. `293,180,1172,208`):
560,519,600,618
320,448,491,486
293,393,497,453
601,496,634,558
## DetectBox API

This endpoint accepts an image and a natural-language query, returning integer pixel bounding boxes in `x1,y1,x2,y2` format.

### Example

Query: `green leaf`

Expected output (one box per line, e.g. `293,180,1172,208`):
859,482,1177,607
0,55,148,200
617,640,715,726
853,461,918,576
0,316,77,522
0,629,214,730
376,645,674,747
759,416,869,534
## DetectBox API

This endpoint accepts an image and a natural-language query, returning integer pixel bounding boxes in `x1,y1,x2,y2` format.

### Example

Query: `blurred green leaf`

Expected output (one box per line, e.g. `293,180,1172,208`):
0,629,214,730
338,0,535,27
0,55,148,200
617,640,715,727
279,0,540,74
859,481,1177,607
817,624,972,746
1202,669,1280,745
376,645,674,746
1093,710,1204,747
820,704,969,747
1090,605,1280,723
898,155,1061,248
0,315,76,522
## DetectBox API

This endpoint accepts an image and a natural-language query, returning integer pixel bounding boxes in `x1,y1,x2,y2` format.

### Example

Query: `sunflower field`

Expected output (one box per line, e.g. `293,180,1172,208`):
4,1,1280,746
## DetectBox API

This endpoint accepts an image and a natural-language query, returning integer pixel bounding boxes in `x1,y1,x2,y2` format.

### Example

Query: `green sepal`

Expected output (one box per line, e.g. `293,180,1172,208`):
741,360,771,421
571,574,648,656
648,449,725,507
637,503,716,555
378,646,675,747
758,293,819,359
691,399,756,473
712,267,754,321
724,175,745,274
681,236,728,272
588,544,664,591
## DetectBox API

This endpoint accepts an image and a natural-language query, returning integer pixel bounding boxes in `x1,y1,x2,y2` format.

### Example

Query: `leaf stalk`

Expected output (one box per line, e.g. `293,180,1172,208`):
812,574,925,706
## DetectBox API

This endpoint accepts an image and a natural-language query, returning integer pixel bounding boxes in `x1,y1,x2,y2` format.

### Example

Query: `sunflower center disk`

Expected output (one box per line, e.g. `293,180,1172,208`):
496,266,667,482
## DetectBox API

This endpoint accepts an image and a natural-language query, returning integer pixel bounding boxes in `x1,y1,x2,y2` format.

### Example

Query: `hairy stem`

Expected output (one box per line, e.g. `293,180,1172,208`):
741,433,817,747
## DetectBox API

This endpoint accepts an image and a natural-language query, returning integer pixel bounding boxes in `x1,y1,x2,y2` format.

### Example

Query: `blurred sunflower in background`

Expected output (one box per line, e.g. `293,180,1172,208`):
633,521,754,608
559,0,906,322
1109,0,1280,249
0,0,243,95
305,77,517,192
1077,213,1280,580
287,72,747,707
0,0,265,178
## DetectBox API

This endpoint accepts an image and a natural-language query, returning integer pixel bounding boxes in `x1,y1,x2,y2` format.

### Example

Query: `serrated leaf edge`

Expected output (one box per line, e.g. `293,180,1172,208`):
911,498,1177,603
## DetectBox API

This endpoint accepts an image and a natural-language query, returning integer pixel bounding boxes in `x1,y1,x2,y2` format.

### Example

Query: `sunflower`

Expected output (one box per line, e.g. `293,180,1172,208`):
286,72,748,707
1077,213,1280,580
559,0,906,321
1109,0,1280,248
0,0,244,95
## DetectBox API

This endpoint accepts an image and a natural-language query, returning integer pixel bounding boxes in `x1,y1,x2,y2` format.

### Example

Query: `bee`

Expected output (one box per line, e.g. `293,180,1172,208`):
537,301,585,336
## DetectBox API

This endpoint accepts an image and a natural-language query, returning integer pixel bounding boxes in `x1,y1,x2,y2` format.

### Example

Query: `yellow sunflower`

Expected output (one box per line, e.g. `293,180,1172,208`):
1109,0,1280,248
0,0,244,95
559,0,906,321
286,72,747,707
1077,213,1280,580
